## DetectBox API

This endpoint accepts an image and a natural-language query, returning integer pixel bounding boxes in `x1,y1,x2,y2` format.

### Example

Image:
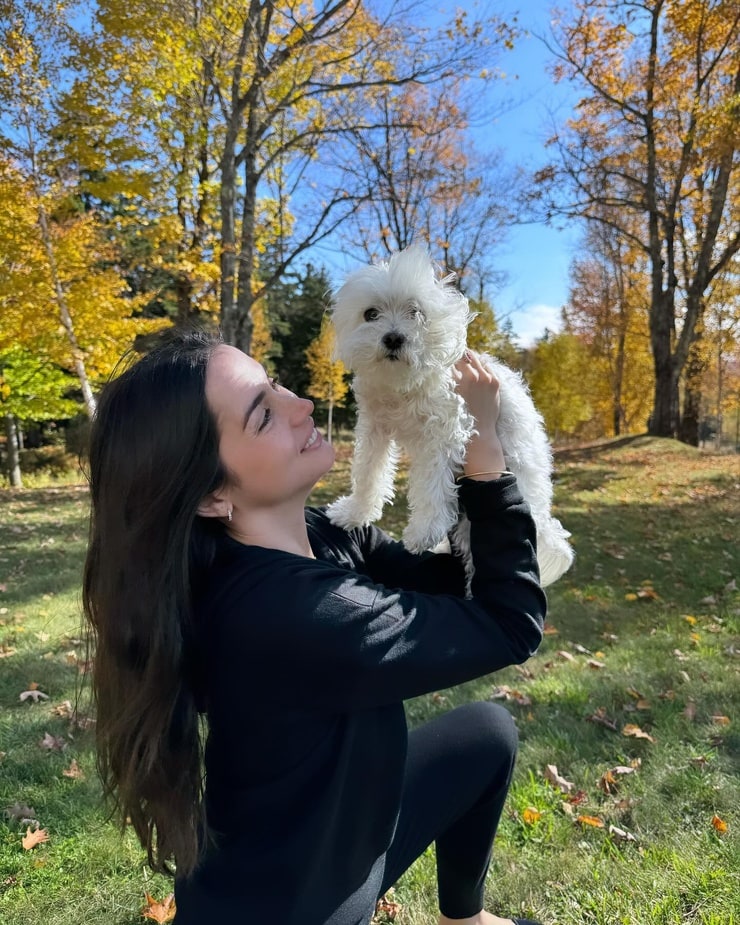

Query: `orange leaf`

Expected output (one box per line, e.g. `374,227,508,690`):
142,893,176,923
22,827,49,850
622,724,656,743
711,814,728,834
62,759,85,780
576,814,605,828
711,715,730,726
522,807,542,825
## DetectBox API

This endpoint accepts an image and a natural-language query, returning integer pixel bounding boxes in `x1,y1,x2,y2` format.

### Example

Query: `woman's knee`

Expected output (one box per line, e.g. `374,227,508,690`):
448,701,518,766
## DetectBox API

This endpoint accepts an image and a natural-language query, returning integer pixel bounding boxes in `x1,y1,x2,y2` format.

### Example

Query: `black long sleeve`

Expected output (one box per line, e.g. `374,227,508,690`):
175,477,545,925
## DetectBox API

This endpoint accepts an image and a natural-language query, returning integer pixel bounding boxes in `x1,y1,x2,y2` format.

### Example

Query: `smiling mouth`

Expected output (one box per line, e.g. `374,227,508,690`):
302,427,319,451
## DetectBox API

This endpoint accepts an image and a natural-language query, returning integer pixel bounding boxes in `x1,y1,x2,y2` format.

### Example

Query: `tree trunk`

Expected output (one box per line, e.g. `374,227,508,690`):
175,273,194,326
219,120,240,345
678,336,706,447
36,203,97,418
234,146,259,354
648,289,678,436
4,414,23,488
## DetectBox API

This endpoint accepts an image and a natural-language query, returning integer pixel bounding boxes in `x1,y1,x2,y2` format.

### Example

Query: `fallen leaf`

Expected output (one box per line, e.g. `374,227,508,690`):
522,807,543,825
598,765,636,794
490,685,532,707
586,708,618,732
566,789,589,806
624,593,638,601
556,650,575,662
711,814,728,834
62,759,85,780
543,622,559,636
587,659,606,670
683,701,697,721
576,814,605,828
637,587,659,600
52,701,73,718
19,689,49,704
39,732,66,751
142,892,176,923
622,724,656,743
544,764,574,793
608,824,637,843
3,802,36,824
374,890,401,921
711,715,730,726
22,827,49,850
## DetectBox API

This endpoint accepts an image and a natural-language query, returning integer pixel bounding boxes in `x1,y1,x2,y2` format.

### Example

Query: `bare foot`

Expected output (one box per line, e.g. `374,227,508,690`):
439,912,516,925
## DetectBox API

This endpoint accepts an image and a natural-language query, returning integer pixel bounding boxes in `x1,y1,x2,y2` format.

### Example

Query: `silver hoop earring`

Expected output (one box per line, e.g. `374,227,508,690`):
227,509,233,522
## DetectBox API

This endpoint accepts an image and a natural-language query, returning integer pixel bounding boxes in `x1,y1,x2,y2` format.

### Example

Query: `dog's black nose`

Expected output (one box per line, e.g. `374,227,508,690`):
382,332,406,351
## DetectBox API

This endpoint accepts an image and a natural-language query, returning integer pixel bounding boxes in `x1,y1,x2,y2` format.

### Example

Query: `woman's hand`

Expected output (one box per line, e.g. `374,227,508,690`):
453,350,507,479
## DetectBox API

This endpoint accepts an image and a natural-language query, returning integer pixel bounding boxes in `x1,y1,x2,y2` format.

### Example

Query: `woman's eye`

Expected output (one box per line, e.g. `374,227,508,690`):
364,307,380,322
258,406,272,432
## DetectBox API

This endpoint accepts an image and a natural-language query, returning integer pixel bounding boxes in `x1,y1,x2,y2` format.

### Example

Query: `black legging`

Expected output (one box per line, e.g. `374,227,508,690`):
378,701,518,919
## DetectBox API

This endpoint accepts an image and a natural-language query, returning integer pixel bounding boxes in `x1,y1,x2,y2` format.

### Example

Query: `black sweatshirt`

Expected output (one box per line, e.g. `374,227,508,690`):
174,476,546,925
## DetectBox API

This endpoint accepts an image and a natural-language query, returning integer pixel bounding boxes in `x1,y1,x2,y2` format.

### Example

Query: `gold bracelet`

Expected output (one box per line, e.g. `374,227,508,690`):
456,470,512,483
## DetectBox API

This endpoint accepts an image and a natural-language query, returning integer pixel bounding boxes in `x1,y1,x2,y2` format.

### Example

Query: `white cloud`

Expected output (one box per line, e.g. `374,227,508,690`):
509,303,563,347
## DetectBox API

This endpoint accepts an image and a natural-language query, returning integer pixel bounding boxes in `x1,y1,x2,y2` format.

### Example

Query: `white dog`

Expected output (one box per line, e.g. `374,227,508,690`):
326,245,573,587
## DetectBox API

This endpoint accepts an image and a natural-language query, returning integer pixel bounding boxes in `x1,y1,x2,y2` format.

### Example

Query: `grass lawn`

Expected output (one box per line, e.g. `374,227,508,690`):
1,435,738,924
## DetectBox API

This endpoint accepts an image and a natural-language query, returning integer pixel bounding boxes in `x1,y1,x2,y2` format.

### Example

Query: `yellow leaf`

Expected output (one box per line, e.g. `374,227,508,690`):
576,814,605,828
522,807,543,825
711,814,728,834
624,593,638,601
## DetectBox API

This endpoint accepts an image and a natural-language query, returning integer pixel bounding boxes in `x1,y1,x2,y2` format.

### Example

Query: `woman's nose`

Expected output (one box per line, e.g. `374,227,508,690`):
288,393,314,421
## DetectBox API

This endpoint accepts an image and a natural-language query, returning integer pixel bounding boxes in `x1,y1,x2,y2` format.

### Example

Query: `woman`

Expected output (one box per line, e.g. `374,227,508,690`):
83,328,546,925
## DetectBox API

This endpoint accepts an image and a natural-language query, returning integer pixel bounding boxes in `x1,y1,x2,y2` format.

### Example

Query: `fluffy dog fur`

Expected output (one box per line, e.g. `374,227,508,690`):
326,245,573,587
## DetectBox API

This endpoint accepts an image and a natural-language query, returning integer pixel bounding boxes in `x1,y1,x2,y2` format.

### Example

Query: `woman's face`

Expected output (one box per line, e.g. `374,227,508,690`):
205,345,335,514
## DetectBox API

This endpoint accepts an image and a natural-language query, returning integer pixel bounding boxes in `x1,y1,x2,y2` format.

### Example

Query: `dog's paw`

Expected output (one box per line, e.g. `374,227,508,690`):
536,518,575,587
402,520,446,554
326,495,381,529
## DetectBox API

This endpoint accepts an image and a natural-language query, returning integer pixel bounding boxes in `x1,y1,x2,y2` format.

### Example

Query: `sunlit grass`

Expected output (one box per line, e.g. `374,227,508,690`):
1,437,738,924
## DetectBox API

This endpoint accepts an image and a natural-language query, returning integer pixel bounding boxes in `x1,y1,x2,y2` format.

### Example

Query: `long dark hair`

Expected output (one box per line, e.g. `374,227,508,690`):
83,328,226,877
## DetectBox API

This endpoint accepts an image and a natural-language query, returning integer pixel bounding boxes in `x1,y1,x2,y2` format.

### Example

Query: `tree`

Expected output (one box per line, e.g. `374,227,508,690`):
63,0,222,324
337,81,517,298
268,263,332,398
527,332,597,442
305,314,348,442
0,346,78,486
564,221,654,435
208,1,516,351
0,3,165,416
536,0,740,441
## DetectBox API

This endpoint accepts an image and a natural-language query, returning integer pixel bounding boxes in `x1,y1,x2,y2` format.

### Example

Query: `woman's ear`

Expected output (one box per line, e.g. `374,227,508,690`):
197,491,231,520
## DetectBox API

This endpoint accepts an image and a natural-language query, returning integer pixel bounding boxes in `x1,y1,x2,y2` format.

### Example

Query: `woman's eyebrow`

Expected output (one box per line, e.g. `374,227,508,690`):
243,389,267,428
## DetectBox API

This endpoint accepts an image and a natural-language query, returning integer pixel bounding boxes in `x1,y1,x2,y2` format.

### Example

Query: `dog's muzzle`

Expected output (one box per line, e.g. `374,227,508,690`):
382,331,406,360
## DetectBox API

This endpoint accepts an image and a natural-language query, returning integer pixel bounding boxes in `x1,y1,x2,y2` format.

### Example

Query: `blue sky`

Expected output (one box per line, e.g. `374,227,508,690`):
481,0,581,345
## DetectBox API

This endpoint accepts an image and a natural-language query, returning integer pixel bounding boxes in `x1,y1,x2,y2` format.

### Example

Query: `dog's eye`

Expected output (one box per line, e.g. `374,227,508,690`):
363,307,380,322
406,301,423,318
